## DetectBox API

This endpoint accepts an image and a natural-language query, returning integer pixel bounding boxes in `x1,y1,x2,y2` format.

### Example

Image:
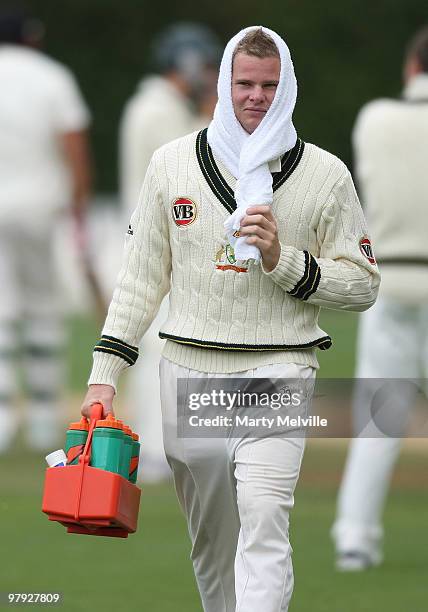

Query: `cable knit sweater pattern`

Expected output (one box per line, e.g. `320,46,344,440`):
89,130,380,389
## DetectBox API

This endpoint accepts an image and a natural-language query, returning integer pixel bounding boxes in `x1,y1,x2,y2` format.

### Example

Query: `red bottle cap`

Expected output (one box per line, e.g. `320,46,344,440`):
68,417,89,431
95,414,123,430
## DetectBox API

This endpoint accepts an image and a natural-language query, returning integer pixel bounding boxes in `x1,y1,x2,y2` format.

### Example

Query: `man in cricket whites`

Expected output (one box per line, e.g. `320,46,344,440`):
0,5,92,452
332,25,428,572
82,26,379,612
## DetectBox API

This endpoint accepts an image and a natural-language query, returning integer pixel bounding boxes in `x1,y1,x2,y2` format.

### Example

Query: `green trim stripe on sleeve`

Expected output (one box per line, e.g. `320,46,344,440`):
288,251,321,301
93,335,139,366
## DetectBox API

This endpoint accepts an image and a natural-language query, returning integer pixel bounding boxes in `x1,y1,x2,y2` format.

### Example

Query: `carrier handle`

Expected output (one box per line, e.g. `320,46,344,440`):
79,402,104,465
74,402,104,521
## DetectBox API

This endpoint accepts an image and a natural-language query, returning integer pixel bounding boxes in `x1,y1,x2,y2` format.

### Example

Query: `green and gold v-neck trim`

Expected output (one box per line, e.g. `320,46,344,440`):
195,128,305,214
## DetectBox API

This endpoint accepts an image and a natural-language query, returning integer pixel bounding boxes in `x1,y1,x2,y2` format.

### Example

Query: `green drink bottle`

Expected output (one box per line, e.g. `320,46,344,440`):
65,417,89,465
129,432,140,484
90,414,124,474
120,425,134,480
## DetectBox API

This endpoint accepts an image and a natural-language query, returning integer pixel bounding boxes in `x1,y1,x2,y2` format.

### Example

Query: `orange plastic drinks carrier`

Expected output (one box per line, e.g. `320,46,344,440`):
42,404,141,538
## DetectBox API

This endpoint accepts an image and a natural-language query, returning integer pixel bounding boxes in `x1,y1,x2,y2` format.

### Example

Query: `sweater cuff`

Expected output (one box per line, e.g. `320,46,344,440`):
262,244,308,292
88,352,129,393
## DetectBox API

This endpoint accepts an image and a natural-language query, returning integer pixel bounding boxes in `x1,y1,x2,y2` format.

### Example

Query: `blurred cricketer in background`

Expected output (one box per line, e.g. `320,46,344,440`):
0,5,92,452
332,25,428,571
119,22,221,482
82,26,379,612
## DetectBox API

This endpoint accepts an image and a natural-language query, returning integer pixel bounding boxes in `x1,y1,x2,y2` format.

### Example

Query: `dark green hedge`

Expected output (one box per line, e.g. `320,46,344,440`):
26,0,428,191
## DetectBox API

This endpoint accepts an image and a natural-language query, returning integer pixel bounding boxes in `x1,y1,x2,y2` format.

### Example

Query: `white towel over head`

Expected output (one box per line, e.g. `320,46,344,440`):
207,26,298,262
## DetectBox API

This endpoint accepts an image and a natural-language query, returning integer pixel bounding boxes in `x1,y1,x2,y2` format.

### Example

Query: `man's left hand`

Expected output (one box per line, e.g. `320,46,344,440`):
239,205,280,272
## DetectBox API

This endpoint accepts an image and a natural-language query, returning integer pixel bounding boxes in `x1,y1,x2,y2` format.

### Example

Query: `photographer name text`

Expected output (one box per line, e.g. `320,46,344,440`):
187,414,328,429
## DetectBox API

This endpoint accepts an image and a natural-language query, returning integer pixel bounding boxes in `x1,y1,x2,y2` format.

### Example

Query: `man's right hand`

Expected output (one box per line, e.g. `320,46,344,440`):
81,384,115,419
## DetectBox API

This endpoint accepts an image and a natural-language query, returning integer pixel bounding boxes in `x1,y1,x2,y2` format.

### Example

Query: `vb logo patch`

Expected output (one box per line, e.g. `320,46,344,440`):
172,197,197,227
359,236,376,265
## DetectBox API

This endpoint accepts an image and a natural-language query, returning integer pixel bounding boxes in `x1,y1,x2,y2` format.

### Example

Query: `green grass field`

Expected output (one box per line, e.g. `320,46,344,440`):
1,443,427,611
1,311,427,611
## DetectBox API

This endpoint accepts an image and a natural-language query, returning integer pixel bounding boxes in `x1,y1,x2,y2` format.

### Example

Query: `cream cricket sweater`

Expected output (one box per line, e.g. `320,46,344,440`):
352,74,428,303
89,129,380,390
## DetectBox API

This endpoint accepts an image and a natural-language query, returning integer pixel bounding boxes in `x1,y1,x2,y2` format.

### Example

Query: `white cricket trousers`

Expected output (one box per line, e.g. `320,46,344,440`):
159,357,316,612
0,220,65,450
332,298,428,559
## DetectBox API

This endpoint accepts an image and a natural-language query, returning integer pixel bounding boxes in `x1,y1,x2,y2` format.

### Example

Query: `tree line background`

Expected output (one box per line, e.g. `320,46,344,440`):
25,0,428,193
